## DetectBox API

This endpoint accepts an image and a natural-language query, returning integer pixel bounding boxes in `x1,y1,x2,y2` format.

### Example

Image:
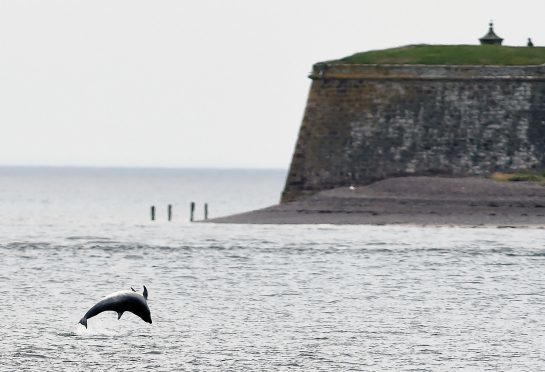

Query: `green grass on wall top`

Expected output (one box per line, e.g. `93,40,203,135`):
332,45,545,65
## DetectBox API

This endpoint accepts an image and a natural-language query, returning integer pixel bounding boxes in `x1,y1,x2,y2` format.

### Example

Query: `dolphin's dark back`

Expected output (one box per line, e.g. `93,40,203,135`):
79,289,151,328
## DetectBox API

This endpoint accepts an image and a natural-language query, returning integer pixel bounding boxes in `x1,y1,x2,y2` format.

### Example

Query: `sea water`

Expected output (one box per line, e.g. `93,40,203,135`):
2,167,545,371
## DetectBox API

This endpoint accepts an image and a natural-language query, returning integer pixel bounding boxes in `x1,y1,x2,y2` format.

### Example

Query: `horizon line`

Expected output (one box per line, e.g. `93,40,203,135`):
0,164,288,171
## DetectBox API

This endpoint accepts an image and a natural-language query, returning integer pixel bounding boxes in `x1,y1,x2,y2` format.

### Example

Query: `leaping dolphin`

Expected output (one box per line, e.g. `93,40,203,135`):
79,286,152,328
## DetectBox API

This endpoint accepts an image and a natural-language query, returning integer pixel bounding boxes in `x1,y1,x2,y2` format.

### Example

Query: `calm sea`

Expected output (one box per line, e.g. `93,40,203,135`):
2,167,545,371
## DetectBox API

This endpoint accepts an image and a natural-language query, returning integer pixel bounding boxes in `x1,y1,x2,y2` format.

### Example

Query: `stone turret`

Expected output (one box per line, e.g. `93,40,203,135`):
479,22,503,45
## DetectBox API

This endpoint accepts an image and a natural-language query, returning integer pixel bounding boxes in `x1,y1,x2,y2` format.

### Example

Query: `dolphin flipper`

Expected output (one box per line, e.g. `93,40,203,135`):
131,287,136,292
117,311,124,320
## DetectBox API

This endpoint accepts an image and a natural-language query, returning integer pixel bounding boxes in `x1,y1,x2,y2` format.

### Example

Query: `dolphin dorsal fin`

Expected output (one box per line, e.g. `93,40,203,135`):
143,285,148,300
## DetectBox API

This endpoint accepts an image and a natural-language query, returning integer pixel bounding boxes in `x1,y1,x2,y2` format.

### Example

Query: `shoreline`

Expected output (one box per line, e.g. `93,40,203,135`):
208,176,545,227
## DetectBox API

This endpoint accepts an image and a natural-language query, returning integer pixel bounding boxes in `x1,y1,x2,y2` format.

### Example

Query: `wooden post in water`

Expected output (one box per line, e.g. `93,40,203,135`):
168,204,172,221
190,202,195,222
150,206,155,221
204,203,208,220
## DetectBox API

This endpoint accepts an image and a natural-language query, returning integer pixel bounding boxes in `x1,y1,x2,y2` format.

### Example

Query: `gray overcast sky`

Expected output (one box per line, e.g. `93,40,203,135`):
1,0,544,168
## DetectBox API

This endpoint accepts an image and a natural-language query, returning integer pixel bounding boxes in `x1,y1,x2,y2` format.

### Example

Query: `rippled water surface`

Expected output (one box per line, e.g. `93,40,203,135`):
2,168,545,371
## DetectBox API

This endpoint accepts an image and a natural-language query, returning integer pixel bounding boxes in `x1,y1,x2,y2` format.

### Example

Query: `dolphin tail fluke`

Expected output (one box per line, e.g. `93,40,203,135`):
79,317,88,329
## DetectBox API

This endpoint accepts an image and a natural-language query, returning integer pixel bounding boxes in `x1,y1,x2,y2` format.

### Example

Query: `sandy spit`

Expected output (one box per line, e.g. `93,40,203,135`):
207,176,545,227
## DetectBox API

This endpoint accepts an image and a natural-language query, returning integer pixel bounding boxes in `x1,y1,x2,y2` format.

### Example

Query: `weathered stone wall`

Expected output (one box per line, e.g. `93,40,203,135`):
281,64,545,202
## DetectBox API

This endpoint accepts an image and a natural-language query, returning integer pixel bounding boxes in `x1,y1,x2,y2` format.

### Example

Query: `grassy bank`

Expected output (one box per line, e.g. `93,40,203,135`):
490,171,545,183
334,45,545,65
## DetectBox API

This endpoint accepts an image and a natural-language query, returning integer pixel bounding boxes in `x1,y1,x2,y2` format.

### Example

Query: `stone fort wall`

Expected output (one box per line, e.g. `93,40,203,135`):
281,63,545,202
